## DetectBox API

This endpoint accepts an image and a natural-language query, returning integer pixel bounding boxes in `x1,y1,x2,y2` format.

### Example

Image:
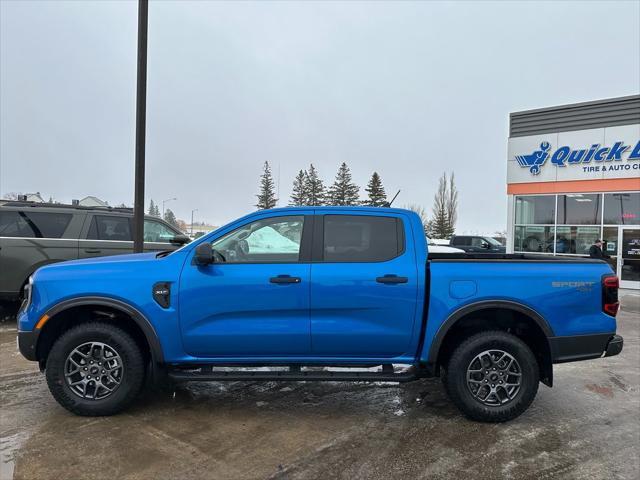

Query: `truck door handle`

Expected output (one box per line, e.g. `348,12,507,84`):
376,275,408,284
269,275,301,284
84,249,101,254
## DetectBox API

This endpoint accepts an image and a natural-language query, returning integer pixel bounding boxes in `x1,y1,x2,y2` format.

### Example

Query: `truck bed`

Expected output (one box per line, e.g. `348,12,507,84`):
428,252,606,263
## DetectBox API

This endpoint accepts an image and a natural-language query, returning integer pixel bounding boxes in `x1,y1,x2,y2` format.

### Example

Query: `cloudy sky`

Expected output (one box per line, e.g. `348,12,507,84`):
1,0,639,232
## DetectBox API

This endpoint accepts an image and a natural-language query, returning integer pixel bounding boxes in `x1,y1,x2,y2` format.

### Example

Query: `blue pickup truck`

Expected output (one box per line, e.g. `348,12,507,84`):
17,207,623,422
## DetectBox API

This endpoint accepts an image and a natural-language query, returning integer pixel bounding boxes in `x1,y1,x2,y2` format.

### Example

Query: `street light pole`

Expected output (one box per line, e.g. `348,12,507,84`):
162,197,177,218
132,0,149,253
191,209,198,236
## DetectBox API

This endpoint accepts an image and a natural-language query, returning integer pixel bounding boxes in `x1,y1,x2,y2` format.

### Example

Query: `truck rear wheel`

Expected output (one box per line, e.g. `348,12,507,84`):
442,330,539,422
45,322,145,416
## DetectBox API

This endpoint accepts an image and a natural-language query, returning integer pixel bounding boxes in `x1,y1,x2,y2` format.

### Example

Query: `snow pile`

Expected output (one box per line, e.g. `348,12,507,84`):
247,226,299,253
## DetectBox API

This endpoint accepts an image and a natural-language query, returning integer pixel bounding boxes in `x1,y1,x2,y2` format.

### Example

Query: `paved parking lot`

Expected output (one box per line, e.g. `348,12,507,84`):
1,293,639,480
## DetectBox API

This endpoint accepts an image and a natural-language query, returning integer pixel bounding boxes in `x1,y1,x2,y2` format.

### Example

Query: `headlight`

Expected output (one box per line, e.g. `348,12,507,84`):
19,276,33,312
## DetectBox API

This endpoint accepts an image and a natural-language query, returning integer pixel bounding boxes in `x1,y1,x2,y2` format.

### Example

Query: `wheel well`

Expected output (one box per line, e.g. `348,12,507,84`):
435,308,553,386
36,305,152,368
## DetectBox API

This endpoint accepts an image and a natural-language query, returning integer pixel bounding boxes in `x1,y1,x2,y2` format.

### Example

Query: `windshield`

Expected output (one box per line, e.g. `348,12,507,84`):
484,236,502,246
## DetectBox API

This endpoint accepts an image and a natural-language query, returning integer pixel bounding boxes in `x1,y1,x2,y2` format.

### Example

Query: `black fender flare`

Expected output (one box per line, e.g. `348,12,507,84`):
38,296,164,364
428,300,554,369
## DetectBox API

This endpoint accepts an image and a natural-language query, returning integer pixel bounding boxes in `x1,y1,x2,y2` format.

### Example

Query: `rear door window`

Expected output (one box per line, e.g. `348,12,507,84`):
322,215,403,262
0,211,72,238
452,236,470,246
87,216,132,241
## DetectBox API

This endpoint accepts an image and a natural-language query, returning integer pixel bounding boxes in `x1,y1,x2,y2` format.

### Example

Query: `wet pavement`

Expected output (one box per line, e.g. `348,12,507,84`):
1,293,639,480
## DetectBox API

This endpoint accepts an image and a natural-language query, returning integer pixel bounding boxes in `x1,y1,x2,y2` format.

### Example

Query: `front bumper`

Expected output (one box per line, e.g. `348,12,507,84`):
18,329,39,361
550,333,624,364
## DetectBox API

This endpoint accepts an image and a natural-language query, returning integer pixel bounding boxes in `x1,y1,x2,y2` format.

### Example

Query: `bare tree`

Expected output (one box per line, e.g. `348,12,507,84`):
429,172,457,239
405,203,429,235
447,173,458,233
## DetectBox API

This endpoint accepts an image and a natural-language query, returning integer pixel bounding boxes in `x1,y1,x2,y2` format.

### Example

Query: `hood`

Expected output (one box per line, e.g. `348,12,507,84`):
55,251,161,266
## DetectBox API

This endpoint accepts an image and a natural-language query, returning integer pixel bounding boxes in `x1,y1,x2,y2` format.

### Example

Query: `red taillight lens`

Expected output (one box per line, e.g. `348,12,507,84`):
602,275,619,317
604,276,619,289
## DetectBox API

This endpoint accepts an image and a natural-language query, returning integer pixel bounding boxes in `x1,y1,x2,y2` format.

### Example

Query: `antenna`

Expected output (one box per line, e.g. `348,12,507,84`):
385,189,401,207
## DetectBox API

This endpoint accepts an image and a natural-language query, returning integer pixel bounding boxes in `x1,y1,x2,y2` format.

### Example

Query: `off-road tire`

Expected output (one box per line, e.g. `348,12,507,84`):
46,322,145,416
442,330,539,422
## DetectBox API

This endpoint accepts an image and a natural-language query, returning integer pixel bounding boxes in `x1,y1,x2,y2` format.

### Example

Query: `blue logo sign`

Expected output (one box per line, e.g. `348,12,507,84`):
515,142,551,175
516,139,640,175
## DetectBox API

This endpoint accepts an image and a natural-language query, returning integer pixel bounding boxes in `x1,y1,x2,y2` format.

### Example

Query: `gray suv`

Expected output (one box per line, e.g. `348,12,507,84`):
0,202,189,302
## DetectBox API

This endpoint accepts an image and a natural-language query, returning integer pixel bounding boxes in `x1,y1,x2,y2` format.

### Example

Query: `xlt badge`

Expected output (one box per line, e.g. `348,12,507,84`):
152,282,171,308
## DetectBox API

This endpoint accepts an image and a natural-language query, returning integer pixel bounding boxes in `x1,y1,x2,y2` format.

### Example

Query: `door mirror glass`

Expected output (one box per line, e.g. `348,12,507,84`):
194,243,214,265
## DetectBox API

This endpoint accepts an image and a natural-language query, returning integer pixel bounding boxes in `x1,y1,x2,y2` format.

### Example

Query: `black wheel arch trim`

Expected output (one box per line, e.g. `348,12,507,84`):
427,300,554,365
37,296,164,364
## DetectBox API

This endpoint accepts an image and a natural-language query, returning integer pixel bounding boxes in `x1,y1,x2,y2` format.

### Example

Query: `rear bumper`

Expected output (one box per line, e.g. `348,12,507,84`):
604,335,623,358
550,333,623,363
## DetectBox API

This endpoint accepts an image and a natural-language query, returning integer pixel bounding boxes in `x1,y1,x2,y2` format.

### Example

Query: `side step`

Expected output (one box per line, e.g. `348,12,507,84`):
167,365,419,383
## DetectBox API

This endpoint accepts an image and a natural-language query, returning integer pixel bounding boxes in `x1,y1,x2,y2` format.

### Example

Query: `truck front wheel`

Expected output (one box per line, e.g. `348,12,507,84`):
442,330,539,422
45,322,145,416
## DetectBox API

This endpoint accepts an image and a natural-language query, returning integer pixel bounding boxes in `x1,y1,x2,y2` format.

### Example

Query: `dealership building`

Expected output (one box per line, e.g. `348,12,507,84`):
506,95,640,289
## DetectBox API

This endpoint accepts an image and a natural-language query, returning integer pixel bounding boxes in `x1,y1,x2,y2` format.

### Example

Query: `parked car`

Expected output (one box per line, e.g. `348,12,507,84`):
427,240,465,254
450,235,507,253
0,202,189,302
17,207,622,422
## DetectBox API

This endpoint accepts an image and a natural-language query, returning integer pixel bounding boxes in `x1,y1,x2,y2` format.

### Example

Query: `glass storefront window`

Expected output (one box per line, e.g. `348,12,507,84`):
602,227,619,256
514,226,553,253
553,226,600,255
603,193,640,225
515,196,555,225
557,194,601,225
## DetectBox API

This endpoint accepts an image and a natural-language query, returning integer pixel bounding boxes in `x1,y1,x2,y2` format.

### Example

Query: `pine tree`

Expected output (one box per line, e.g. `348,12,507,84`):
364,172,387,207
255,161,277,209
304,164,326,206
153,203,160,217
164,208,178,227
328,162,359,206
148,199,157,216
289,170,308,206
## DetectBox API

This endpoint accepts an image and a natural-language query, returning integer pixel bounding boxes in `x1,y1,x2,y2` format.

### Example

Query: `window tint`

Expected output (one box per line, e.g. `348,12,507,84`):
211,216,304,263
514,226,554,253
471,237,487,247
87,216,132,241
323,215,402,262
603,193,639,225
515,195,555,224
557,194,601,225
0,211,71,238
144,219,177,243
452,236,470,246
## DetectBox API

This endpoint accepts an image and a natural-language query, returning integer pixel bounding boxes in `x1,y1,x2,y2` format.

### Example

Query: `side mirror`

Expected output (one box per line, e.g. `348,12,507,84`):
194,243,214,265
481,241,490,249
170,234,191,246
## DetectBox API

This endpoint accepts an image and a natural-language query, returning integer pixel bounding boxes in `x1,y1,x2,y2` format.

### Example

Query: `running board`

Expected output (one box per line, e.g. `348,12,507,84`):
167,365,419,383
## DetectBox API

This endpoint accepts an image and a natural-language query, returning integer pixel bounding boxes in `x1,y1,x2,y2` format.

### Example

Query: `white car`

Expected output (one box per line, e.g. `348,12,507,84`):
428,243,465,254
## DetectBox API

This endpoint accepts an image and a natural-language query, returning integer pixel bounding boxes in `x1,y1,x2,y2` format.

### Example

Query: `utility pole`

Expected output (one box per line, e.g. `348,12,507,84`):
191,208,198,236
162,197,177,218
132,0,149,253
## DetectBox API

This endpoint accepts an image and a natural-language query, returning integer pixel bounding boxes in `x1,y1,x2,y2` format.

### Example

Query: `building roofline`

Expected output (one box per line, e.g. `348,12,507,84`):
509,94,640,118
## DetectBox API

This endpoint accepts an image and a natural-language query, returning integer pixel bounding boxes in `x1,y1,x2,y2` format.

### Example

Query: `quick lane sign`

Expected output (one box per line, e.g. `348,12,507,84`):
516,139,640,175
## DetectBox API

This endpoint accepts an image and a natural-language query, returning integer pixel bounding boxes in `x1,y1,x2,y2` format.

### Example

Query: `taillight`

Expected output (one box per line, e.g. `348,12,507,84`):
602,275,619,317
